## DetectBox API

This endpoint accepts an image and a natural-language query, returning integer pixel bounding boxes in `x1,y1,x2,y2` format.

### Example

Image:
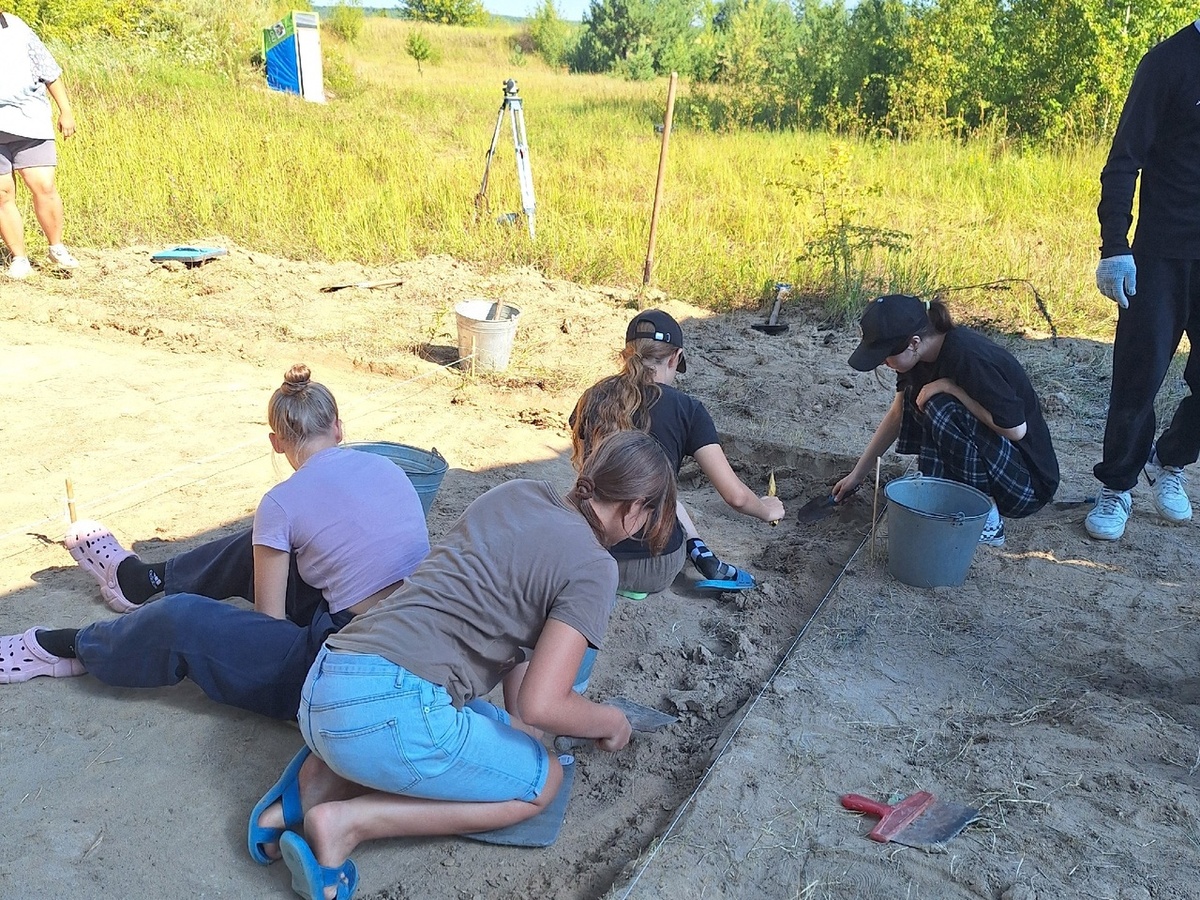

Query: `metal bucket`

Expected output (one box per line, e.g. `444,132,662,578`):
884,475,992,588
455,299,521,372
344,442,448,517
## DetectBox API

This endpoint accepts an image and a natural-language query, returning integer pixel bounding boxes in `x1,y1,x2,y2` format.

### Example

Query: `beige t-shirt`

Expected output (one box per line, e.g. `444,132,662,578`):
327,480,618,708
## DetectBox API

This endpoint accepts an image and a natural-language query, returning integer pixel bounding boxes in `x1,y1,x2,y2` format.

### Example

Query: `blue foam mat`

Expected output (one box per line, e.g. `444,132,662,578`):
151,246,228,264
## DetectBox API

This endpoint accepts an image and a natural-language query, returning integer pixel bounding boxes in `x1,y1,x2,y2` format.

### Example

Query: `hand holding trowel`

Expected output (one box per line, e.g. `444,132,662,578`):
796,483,861,525
553,696,676,752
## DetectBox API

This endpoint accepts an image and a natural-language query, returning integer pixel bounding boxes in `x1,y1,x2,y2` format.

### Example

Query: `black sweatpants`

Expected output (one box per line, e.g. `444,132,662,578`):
1094,254,1200,491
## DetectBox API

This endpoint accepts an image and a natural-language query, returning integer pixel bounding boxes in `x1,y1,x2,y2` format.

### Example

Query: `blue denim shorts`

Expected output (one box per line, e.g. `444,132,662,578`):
299,646,549,802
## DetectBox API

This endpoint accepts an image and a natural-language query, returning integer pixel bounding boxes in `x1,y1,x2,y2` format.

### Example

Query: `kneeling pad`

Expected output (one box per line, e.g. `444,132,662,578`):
462,755,575,848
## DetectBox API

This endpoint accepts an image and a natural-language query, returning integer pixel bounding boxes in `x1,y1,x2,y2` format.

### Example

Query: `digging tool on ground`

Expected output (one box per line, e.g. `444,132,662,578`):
751,282,791,335
1053,496,1097,509
841,791,979,849
553,696,676,752
320,278,404,293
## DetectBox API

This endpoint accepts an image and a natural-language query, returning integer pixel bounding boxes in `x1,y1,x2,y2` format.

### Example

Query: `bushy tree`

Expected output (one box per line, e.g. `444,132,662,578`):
570,0,702,77
527,0,576,68
403,0,488,27
406,30,433,72
326,1,365,43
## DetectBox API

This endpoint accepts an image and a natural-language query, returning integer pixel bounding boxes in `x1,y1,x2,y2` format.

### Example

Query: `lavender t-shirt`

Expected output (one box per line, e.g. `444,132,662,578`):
0,14,62,140
253,446,430,614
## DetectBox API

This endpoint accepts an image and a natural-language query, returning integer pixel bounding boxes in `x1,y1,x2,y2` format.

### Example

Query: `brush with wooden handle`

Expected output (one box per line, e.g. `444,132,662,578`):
768,470,778,527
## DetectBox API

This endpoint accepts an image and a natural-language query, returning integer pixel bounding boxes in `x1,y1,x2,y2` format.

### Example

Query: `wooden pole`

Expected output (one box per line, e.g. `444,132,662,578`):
65,478,77,523
642,72,678,294
870,457,881,563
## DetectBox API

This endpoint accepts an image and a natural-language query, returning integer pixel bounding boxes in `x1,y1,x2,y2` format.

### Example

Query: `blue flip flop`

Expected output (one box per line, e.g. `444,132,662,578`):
279,831,359,900
248,745,310,865
695,569,758,592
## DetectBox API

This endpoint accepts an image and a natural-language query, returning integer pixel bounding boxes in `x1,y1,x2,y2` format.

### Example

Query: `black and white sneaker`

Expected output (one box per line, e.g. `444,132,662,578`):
978,504,1005,547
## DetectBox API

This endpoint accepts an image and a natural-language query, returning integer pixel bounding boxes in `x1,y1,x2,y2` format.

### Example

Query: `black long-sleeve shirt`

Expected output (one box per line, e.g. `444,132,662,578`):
1097,21,1200,259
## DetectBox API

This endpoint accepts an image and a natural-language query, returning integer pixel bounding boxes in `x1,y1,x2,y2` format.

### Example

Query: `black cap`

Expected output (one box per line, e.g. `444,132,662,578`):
847,294,929,371
626,309,687,373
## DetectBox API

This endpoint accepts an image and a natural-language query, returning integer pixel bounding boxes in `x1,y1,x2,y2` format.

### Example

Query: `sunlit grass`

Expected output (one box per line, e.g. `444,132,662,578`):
40,17,1115,336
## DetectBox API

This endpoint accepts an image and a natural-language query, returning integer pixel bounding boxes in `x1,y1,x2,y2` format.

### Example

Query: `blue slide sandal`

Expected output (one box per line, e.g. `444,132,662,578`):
695,569,758,592
280,831,359,900
248,745,310,865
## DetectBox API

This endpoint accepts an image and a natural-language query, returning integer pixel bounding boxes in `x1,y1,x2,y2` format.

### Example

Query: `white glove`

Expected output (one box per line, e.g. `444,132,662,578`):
1096,255,1136,309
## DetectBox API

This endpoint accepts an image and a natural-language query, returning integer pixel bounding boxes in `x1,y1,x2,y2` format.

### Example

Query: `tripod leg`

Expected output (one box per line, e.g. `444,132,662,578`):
508,99,537,240
475,102,508,221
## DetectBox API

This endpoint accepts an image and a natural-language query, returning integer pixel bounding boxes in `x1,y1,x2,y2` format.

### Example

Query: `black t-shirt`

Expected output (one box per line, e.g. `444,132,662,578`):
896,327,1060,501
572,381,719,559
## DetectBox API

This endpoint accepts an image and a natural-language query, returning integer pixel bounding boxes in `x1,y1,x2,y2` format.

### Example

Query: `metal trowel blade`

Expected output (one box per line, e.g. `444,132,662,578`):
608,696,676,731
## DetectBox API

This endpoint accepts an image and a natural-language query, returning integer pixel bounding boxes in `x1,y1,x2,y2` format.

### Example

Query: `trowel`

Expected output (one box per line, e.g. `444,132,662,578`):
553,696,677,752
841,791,979,849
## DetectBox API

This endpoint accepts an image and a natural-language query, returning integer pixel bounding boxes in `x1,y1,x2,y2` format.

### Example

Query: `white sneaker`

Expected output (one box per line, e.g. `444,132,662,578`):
1149,463,1192,523
47,244,79,269
979,503,1005,547
6,256,32,280
1085,487,1132,540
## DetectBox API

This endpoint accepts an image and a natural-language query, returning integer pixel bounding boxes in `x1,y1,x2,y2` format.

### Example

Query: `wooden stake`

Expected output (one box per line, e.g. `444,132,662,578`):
641,72,678,292
870,457,881,563
65,478,77,523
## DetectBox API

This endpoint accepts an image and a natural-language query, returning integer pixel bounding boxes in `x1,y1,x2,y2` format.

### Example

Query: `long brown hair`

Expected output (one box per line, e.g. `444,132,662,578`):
267,364,338,449
567,430,677,552
570,338,676,470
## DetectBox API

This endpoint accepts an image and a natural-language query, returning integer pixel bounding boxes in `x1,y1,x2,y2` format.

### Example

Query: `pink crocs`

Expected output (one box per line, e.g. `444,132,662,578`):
65,520,138,613
0,628,85,683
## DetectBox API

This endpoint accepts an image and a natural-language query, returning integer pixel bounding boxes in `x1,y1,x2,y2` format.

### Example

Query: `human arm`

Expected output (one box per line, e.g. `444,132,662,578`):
916,378,1027,441
692,443,784,524
833,392,903,501
252,544,291,619
514,619,631,752
45,78,75,138
1096,46,1169,258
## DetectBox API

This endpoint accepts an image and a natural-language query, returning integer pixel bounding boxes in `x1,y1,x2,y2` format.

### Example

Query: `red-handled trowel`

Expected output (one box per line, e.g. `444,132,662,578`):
841,791,979,849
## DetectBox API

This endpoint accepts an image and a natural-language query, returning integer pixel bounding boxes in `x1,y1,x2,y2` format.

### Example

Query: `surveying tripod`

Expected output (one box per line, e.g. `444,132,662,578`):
474,79,536,240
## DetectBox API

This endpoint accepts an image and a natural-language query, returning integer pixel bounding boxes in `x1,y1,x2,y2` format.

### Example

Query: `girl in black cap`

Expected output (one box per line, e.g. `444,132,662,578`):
834,294,1059,546
571,309,784,596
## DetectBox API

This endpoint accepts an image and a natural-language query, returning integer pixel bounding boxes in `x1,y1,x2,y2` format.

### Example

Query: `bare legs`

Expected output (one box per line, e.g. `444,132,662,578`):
0,166,67,264
20,166,66,246
0,173,24,259
256,750,563,898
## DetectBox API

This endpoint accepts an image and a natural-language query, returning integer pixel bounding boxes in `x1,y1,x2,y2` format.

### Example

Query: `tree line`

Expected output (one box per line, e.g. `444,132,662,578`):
528,0,1196,140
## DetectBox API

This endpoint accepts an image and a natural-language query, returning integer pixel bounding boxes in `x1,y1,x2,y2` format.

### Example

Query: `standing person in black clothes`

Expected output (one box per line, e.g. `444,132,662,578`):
1086,18,1200,541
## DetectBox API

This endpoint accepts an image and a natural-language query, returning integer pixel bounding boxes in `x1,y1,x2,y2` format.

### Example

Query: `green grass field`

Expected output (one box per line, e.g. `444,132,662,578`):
47,17,1115,335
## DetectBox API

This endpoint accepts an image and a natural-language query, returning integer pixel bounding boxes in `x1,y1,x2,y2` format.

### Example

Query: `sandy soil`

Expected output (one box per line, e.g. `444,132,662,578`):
0,245,1196,900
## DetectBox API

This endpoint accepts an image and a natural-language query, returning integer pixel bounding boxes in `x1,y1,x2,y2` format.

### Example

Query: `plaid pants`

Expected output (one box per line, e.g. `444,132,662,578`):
896,391,1045,518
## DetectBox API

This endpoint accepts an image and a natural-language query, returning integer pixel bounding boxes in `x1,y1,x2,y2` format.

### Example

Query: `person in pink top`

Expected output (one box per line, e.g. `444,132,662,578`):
0,365,431,720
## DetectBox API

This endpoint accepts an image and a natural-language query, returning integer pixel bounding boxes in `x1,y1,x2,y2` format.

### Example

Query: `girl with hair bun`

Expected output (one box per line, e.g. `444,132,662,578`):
249,429,676,900
835,294,1060,545
0,365,431,724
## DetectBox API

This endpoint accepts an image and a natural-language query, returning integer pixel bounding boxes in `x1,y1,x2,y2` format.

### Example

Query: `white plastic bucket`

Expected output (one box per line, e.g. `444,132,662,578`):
884,475,992,588
455,299,520,373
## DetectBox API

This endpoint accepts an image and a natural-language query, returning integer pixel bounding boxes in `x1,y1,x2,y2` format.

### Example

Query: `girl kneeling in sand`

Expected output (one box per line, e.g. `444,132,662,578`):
248,430,675,900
